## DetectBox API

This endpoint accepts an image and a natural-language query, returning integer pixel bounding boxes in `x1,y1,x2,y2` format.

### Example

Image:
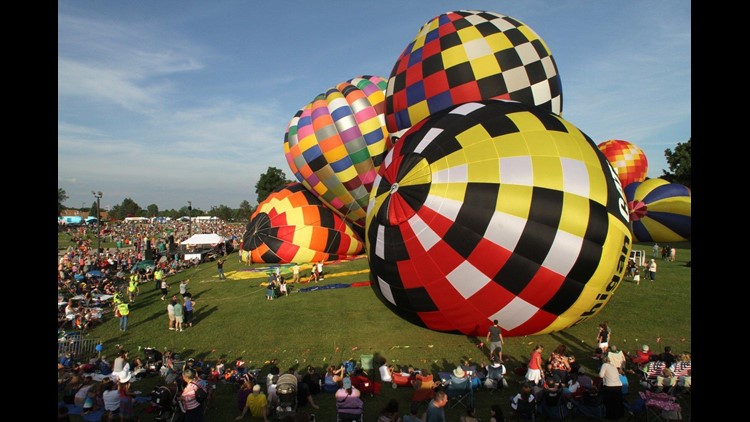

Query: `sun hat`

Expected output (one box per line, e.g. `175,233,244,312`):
642,344,650,352
343,377,352,389
453,367,466,378
252,384,261,393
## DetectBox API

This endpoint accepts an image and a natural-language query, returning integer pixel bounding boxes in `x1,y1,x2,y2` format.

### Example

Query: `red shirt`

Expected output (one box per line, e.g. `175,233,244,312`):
528,350,542,370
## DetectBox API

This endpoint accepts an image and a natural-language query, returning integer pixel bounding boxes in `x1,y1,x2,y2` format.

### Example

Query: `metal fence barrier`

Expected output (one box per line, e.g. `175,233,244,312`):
58,332,100,360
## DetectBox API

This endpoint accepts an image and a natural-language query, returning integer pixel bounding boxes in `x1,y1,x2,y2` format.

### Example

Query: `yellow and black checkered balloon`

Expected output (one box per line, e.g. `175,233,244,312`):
385,10,563,135
367,100,631,337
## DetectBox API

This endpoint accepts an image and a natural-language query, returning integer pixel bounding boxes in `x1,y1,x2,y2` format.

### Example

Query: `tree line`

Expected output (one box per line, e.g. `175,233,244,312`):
58,166,293,221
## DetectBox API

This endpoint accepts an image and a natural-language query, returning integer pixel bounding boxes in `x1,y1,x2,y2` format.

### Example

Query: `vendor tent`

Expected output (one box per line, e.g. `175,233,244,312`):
180,234,226,246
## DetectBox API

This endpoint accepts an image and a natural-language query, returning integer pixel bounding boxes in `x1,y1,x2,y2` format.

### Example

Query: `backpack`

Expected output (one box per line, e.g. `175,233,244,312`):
192,381,209,404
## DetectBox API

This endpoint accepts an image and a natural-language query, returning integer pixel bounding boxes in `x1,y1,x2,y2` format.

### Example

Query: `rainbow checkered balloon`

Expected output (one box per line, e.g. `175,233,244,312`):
597,139,648,190
284,76,392,228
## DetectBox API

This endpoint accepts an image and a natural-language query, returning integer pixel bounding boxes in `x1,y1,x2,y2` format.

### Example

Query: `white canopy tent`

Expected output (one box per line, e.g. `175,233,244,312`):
180,233,227,261
180,233,226,246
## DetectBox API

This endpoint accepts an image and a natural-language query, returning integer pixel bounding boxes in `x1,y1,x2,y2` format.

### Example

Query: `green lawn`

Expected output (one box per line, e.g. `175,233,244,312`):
60,242,691,421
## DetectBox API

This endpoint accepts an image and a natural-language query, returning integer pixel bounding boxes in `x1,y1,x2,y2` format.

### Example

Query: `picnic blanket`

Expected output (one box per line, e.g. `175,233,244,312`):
299,283,351,293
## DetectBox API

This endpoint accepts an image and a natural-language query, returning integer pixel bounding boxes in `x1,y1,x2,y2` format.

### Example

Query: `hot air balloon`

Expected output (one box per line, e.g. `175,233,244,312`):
366,100,631,337
385,10,563,135
284,75,392,228
242,183,364,264
625,178,691,242
597,139,648,189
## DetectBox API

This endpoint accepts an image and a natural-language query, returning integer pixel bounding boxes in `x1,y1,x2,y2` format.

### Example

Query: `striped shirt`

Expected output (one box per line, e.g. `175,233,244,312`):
181,381,200,411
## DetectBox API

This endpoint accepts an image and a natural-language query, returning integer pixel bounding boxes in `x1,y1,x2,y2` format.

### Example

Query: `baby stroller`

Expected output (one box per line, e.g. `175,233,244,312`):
144,347,163,375
274,373,298,420
151,384,180,422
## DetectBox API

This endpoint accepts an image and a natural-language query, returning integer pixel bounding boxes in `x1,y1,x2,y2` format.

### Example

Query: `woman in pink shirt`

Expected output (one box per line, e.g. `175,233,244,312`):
525,344,544,386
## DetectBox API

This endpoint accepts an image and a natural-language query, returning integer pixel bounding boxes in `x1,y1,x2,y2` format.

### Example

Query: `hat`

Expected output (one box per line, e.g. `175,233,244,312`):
118,370,132,383
165,373,177,384
609,345,618,352
491,361,502,368
453,367,466,378
252,384,261,393
642,344,650,352
343,377,352,389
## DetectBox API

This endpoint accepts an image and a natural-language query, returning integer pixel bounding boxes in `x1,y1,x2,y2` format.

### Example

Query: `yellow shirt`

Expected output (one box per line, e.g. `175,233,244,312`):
245,392,268,417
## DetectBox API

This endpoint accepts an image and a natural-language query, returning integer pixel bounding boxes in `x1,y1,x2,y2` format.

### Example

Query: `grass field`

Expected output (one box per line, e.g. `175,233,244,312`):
59,241,691,421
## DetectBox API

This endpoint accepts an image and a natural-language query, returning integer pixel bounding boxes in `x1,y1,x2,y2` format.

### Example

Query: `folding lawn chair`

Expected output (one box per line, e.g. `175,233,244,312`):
445,377,473,409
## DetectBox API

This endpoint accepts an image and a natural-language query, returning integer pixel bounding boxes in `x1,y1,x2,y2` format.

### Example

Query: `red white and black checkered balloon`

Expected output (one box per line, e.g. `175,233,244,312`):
385,10,563,136
366,100,631,337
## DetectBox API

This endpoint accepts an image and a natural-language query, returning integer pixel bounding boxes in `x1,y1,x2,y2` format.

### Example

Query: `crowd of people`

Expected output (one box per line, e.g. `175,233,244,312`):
57,219,245,333
58,221,689,420
58,328,691,421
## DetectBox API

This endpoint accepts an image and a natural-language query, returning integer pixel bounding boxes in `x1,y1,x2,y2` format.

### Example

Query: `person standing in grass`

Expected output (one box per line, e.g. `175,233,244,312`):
117,301,130,332
160,278,169,300
180,279,189,297
292,263,300,284
525,344,544,387
217,258,226,280
154,267,164,290
648,259,657,282
173,299,184,332
184,294,195,328
486,319,504,362
167,297,176,330
596,322,610,354
127,275,138,303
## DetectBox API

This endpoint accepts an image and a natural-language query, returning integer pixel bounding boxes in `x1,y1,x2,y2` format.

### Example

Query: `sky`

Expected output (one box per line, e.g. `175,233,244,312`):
58,0,691,212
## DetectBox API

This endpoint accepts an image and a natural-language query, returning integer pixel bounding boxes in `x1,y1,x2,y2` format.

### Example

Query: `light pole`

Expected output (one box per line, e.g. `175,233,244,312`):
91,191,103,256
187,201,192,238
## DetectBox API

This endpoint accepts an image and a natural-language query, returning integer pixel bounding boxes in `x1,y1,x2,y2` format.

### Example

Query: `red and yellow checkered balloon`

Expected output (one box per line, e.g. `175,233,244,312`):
597,140,649,190
242,183,364,264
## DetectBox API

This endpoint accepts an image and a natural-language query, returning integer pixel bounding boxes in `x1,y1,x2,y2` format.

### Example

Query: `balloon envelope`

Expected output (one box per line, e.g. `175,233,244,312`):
243,183,364,263
284,75,392,228
385,10,563,135
597,139,648,189
367,100,631,337
624,178,691,242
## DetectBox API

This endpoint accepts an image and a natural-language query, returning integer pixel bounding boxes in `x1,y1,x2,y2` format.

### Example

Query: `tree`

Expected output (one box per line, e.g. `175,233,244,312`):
109,198,143,220
255,166,292,203
236,200,254,222
90,201,99,217
58,188,69,214
661,138,691,188
210,204,233,221
146,204,159,217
